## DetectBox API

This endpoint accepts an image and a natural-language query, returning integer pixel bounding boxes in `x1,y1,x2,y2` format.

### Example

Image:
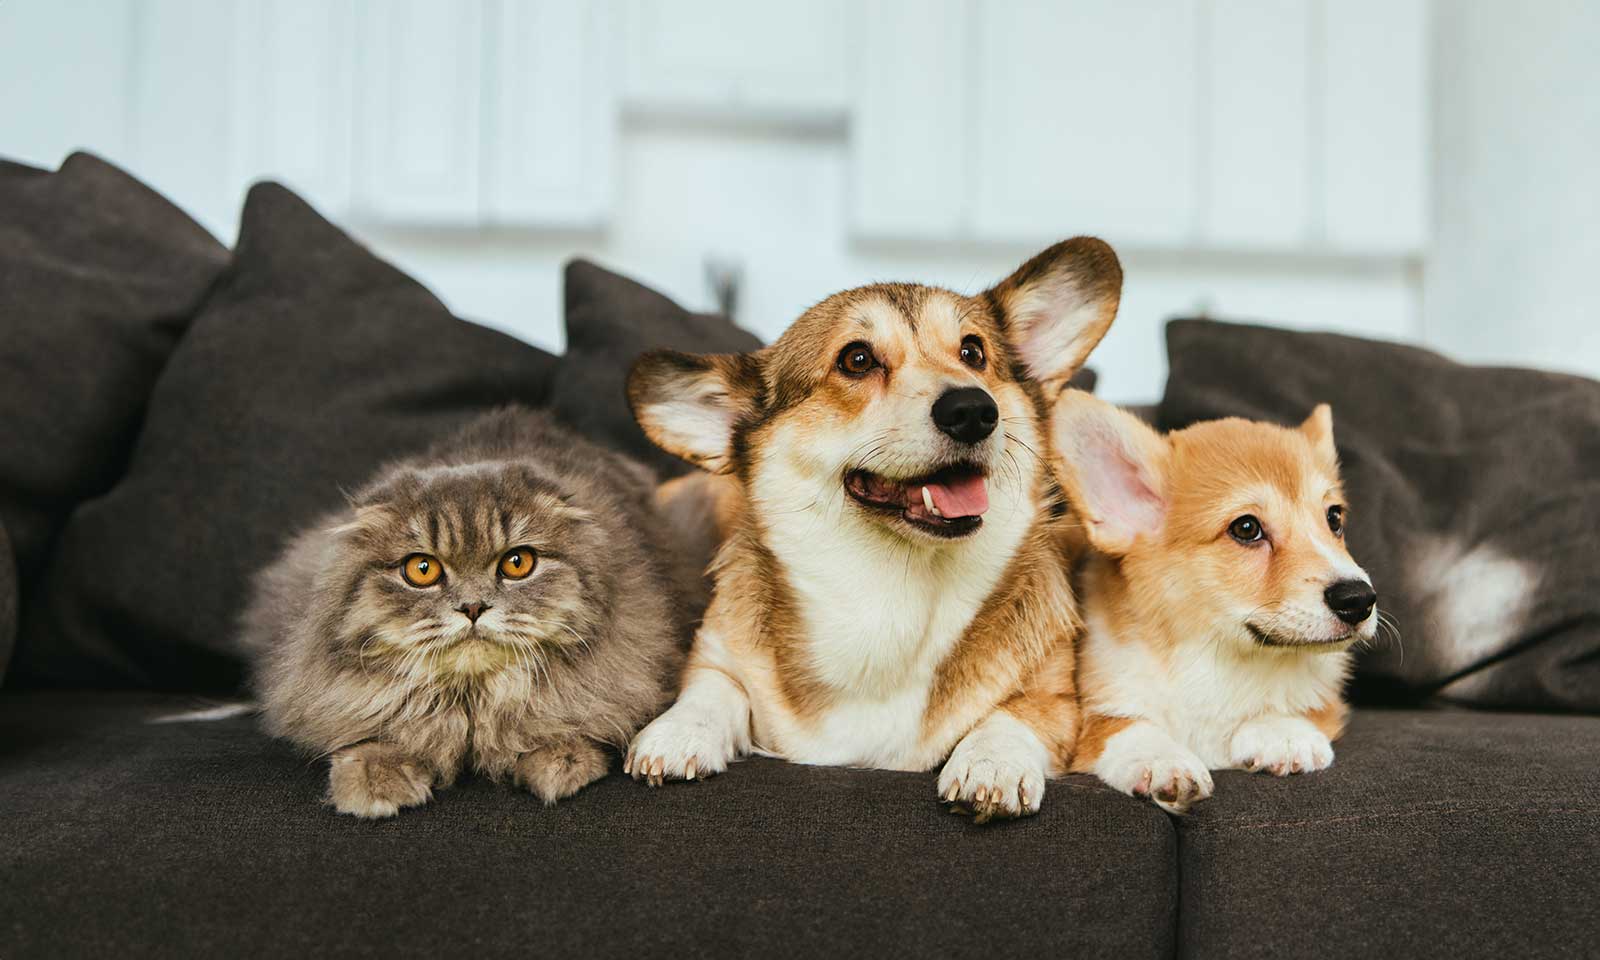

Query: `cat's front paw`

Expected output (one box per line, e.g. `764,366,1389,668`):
1230,716,1334,776
937,715,1048,823
1096,725,1213,815
514,737,609,805
328,743,434,818
625,703,740,787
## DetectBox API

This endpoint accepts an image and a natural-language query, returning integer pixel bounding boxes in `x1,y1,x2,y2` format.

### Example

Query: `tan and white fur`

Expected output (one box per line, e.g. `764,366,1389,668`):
1053,392,1376,814
624,239,1123,820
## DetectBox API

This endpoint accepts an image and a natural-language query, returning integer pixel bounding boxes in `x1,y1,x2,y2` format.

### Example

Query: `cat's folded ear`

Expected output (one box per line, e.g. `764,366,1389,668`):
327,503,395,539
628,350,764,474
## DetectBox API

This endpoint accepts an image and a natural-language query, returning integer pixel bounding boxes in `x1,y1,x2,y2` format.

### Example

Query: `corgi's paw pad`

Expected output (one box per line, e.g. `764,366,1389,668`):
1230,718,1334,776
625,705,737,787
937,730,1047,822
1098,739,1213,815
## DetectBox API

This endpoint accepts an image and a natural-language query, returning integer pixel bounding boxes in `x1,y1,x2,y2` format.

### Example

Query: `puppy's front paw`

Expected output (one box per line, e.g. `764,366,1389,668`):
515,737,609,805
1230,717,1334,776
328,743,434,819
1096,726,1213,815
625,703,740,787
937,719,1048,823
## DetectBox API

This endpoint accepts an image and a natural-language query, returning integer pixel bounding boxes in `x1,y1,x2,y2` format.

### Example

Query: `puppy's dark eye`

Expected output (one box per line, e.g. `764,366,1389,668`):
1228,515,1265,544
1327,505,1345,537
959,335,987,371
837,342,878,378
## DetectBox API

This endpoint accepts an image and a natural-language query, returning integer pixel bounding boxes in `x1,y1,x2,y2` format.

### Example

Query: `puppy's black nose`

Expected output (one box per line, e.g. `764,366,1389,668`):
1324,580,1376,625
459,601,490,623
932,387,999,444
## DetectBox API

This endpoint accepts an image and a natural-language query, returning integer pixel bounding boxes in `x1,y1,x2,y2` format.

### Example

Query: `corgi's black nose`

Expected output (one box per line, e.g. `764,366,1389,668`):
932,387,998,444
1324,580,1376,625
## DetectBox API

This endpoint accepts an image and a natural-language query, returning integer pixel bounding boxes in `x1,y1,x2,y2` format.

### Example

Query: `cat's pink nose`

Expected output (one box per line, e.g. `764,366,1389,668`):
458,602,489,623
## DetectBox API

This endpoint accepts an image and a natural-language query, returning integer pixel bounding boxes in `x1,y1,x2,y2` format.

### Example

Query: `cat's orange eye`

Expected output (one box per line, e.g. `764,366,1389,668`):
499,547,538,580
401,553,443,587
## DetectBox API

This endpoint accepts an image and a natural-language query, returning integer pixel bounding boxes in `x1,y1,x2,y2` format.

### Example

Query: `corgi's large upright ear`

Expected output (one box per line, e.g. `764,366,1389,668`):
1298,403,1338,467
1051,390,1168,556
988,236,1122,387
628,350,764,474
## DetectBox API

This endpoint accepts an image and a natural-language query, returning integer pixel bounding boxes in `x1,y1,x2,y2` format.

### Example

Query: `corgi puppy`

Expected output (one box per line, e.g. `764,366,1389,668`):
622,239,1123,820
1051,392,1376,814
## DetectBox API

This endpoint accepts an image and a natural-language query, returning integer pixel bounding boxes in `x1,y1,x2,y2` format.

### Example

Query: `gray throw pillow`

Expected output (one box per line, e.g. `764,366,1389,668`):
14,183,560,691
1158,318,1600,712
0,153,227,584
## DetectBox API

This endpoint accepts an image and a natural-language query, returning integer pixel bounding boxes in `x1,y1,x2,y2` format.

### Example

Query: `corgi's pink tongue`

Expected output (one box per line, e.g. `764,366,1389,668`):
922,475,989,519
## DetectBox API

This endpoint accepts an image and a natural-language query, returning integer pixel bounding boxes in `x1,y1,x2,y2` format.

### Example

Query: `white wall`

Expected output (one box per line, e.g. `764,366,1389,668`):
1425,0,1600,377
2,0,1440,403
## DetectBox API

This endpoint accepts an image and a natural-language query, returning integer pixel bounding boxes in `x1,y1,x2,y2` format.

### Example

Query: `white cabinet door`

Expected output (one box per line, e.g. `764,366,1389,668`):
1201,0,1313,248
1320,0,1428,254
971,0,1200,247
620,0,850,121
482,0,614,228
850,0,969,239
229,0,357,220
354,0,484,223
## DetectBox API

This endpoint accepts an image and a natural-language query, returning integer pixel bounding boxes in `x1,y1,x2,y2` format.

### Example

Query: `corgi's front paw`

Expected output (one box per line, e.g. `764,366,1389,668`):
1096,725,1213,815
625,702,740,787
938,716,1048,823
1230,716,1334,776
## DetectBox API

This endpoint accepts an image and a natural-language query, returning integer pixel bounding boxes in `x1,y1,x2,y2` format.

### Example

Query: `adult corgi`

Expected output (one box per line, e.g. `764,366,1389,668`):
624,239,1122,819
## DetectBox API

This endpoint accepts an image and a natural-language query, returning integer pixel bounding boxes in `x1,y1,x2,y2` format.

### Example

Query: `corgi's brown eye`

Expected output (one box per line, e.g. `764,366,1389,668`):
402,554,443,587
959,335,987,370
837,342,878,378
1228,515,1264,544
498,546,537,580
1327,505,1345,537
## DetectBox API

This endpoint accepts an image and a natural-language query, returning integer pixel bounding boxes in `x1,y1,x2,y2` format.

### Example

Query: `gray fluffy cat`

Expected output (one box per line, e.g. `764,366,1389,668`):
242,407,701,818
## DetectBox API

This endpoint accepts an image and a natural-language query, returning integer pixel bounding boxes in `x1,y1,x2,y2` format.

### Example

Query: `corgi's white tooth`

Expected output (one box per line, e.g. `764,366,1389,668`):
921,485,941,517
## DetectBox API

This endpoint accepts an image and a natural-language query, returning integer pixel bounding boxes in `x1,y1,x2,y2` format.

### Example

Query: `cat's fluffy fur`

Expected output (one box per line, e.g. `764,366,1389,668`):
242,407,700,817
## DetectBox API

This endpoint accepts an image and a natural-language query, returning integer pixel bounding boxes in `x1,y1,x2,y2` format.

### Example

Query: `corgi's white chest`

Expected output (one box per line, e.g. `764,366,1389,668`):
1081,610,1346,768
755,490,1030,771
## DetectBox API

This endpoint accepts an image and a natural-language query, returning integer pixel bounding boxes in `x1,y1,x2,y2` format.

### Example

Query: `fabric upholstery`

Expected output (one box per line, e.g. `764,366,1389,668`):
0,690,1177,959
550,259,763,477
1177,707,1600,959
12,184,560,691
1159,319,1600,711
0,152,226,601
0,523,14,677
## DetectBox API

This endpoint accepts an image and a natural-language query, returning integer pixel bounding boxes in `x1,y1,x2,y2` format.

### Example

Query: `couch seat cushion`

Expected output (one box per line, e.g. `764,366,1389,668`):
1177,708,1600,960
0,691,1177,959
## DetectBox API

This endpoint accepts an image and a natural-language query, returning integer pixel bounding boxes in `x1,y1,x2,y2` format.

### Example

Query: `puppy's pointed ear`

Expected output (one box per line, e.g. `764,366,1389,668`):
1299,403,1337,465
989,236,1122,386
628,350,763,474
1051,390,1168,556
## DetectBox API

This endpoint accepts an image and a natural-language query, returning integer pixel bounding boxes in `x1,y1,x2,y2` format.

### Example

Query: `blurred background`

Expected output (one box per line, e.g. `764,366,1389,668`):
2,0,1595,402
